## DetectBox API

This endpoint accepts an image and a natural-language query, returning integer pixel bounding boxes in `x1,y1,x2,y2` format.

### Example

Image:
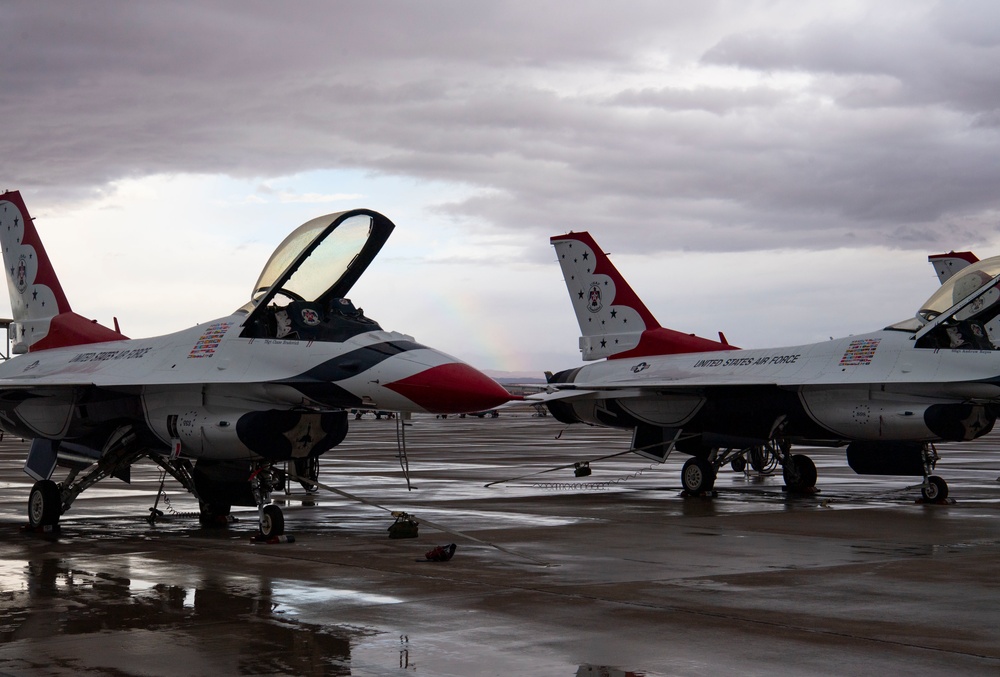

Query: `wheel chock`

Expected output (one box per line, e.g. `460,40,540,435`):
424,543,457,561
251,533,296,544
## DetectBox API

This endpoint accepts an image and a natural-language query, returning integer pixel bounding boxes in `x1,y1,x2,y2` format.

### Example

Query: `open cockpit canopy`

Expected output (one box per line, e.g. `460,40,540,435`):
917,255,1000,323
893,255,1000,349
239,209,395,341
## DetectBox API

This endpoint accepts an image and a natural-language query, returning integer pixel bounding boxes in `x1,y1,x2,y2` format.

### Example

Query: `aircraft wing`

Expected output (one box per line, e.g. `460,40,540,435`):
528,378,782,403
0,374,139,396
0,373,99,387
528,387,645,401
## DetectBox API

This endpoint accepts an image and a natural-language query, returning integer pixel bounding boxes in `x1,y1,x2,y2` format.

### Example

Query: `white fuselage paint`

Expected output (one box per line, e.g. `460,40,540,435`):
555,328,1000,442
0,315,469,459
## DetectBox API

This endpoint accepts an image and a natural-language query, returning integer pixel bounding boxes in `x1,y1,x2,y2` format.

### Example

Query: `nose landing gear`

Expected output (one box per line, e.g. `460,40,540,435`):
259,504,285,539
919,444,949,502
250,464,287,539
921,475,949,502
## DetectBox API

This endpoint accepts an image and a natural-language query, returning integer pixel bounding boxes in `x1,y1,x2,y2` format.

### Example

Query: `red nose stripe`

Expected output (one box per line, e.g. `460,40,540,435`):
384,363,511,413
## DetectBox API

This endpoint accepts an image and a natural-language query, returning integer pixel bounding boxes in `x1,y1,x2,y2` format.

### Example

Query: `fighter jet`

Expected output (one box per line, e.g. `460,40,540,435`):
538,231,1000,500
0,190,510,536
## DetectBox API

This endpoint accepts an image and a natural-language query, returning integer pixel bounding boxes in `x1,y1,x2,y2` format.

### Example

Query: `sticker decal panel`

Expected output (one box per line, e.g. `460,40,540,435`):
188,322,233,358
840,338,880,366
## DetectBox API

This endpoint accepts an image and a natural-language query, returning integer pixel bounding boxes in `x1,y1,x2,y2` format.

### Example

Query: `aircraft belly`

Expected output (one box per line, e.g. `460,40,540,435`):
169,408,350,461
142,385,352,461
617,396,705,427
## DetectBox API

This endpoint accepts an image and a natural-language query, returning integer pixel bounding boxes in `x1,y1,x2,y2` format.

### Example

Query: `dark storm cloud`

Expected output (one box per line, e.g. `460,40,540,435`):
3,0,999,254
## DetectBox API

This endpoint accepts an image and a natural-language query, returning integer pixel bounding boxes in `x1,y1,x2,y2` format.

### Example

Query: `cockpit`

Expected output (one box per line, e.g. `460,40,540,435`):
238,209,395,342
889,255,1000,350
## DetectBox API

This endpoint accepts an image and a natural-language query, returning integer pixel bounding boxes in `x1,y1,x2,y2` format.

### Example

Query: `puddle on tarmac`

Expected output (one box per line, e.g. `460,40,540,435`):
0,557,372,675
271,580,403,612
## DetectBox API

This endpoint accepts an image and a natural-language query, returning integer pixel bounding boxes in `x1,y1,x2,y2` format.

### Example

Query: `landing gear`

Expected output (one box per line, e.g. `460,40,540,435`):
681,457,716,494
685,440,788,495
259,504,285,538
21,436,302,537
749,444,780,474
723,443,780,476
293,456,319,493
782,454,818,492
682,439,817,496
156,456,292,534
918,444,949,502
28,480,62,528
918,444,948,501
251,463,287,539
922,475,949,502
24,427,145,531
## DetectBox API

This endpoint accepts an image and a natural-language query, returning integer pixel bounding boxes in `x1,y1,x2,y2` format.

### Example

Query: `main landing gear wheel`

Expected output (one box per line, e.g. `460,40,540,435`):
922,475,949,502
259,504,285,538
28,480,61,528
782,454,817,492
681,457,716,494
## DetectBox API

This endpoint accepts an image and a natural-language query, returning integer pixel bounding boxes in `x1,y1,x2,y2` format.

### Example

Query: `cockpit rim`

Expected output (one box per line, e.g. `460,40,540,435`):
236,207,395,328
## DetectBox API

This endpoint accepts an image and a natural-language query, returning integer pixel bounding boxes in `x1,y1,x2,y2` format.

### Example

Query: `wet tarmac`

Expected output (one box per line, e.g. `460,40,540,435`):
1,411,999,676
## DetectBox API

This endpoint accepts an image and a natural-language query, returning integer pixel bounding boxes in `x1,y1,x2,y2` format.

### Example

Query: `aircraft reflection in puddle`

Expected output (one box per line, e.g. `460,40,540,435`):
0,557,365,675
577,665,648,677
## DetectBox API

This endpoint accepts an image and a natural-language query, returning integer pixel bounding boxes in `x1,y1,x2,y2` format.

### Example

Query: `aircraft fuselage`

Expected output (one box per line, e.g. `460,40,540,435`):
548,329,1000,446
0,314,507,461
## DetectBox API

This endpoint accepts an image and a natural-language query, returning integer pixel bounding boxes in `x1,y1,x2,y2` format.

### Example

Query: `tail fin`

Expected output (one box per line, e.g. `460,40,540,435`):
0,191,127,353
928,251,978,285
550,231,735,360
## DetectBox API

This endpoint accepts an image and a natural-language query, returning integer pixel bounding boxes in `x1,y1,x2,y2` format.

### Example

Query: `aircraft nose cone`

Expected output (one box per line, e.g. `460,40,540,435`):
383,362,512,413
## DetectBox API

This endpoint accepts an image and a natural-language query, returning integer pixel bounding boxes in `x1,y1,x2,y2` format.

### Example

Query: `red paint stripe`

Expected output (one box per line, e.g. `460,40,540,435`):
384,363,511,414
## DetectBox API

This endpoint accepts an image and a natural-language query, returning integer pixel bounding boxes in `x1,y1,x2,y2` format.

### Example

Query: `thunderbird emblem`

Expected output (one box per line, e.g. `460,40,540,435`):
588,283,602,313
15,255,27,293
300,308,321,326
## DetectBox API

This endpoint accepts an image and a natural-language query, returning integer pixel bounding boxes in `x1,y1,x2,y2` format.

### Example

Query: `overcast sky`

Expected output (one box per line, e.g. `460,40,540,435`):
3,1,999,374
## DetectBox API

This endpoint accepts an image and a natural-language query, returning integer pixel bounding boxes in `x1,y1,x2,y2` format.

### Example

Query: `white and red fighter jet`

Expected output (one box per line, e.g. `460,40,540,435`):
0,190,510,536
538,231,1000,501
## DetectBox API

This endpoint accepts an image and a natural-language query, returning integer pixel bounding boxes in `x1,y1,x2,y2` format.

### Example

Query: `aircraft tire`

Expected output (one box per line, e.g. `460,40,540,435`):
922,475,949,502
681,457,716,494
749,446,769,472
28,480,61,528
260,504,285,538
783,454,817,491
